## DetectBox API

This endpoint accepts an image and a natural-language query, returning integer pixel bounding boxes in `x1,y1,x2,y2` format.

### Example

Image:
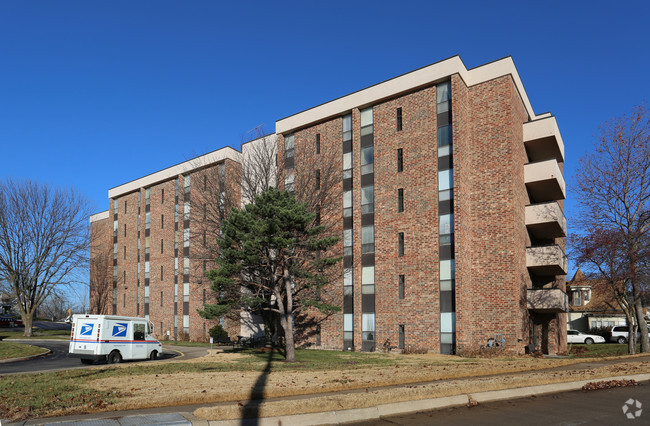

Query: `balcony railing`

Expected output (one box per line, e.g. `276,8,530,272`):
524,159,566,202
525,201,567,239
523,116,565,163
527,288,568,313
526,244,568,276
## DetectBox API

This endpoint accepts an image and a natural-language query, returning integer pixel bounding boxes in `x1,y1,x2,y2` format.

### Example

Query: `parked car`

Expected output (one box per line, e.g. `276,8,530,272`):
567,329,606,344
610,325,650,344
0,316,23,327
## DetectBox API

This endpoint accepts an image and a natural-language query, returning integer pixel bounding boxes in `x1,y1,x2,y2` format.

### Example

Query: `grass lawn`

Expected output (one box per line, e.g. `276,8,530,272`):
569,343,641,357
0,329,70,340
0,342,48,360
162,340,213,347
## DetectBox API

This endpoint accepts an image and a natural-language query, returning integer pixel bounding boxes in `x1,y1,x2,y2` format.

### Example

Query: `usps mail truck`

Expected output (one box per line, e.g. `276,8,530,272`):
68,314,163,364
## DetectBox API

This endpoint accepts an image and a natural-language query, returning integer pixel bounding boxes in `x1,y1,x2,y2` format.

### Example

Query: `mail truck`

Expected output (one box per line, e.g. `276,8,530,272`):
68,314,162,364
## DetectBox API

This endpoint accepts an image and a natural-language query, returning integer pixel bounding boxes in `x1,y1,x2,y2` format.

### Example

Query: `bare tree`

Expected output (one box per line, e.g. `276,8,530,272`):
39,290,71,321
89,246,113,315
0,178,91,336
573,105,650,353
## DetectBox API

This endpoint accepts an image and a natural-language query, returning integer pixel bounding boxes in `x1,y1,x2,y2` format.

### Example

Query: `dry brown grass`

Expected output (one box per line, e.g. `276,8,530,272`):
82,351,650,420
194,360,650,420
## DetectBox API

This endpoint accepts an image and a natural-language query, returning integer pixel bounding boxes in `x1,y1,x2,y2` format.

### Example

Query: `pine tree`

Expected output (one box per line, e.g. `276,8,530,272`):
199,188,340,361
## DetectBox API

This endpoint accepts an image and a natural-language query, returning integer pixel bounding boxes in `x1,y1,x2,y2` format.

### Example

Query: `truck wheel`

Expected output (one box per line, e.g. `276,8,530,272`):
617,336,627,344
81,359,94,365
150,350,158,360
585,338,594,345
108,351,122,364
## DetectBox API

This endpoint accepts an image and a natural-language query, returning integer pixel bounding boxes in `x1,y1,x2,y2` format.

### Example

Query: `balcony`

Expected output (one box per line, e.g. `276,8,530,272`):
525,202,567,239
524,159,566,202
526,244,568,276
527,288,568,313
523,116,565,163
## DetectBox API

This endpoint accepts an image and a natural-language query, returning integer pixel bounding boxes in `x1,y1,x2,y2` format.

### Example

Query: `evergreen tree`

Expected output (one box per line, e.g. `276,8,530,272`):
199,188,340,361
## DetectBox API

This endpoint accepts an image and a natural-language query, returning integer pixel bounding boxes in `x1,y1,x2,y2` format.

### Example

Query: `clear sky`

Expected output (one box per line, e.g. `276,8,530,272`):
2,1,649,284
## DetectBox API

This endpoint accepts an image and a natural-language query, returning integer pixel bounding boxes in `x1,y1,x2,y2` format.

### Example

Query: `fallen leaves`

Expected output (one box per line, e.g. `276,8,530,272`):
582,379,638,391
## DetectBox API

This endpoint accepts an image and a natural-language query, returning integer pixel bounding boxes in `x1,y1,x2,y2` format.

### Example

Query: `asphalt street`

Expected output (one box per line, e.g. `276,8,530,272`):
0,340,207,375
352,380,650,425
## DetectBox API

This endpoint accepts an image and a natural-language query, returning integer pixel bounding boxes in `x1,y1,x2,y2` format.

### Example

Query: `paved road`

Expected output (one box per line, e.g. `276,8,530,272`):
0,341,206,375
352,380,650,425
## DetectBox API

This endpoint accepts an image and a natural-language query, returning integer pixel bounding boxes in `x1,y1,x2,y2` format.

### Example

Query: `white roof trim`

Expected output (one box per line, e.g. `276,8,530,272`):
108,147,242,199
90,210,109,223
276,56,538,134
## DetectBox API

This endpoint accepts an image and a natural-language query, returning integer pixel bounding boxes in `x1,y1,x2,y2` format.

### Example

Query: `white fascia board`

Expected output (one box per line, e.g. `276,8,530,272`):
108,147,242,199
89,210,110,223
276,56,538,134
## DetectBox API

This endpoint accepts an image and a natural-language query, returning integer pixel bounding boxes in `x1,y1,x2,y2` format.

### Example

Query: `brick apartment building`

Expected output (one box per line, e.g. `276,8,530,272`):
90,55,568,354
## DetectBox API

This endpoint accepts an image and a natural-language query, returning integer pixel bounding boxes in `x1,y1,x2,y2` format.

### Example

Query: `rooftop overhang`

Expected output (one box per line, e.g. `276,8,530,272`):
276,55,540,134
523,116,565,163
525,202,567,239
89,210,110,223
524,159,566,202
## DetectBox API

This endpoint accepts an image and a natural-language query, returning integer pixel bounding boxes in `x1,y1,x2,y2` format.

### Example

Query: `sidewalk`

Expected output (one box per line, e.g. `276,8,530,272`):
7,354,650,426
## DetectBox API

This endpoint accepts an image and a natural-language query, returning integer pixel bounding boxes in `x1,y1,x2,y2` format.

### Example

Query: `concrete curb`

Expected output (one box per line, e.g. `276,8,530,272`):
206,373,650,426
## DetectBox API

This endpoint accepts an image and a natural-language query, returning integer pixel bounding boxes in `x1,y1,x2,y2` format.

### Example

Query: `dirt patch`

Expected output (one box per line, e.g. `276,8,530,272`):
194,361,650,420
85,353,649,417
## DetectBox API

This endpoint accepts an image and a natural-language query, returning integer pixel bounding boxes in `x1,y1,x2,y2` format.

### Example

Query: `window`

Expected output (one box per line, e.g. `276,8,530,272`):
398,188,404,212
161,214,164,229
399,275,405,299
398,232,404,257
396,107,403,131
123,293,126,308
161,189,165,204
573,290,581,306
361,186,374,215
360,146,373,175
284,134,294,160
397,148,403,172
124,200,127,214
316,133,320,154
123,246,126,260
584,290,591,302
203,289,206,304
361,225,374,254
160,265,163,281
160,239,164,254
124,223,126,237
204,175,207,191
316,169,321,190
161,291,163,306
398,325,405,349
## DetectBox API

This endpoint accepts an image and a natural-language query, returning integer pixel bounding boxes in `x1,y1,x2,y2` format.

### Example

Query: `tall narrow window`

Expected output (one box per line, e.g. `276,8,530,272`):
161,291,164,306
124,224,126,237
160,266,163,281
397,148,403,172
123,246,126,260
398,188,404,212
161,189,164,204
316,133,320,154
160,239,164,254
203,289,206,304
161,214,164,229
399,325,405,349
123,293,126,308
124,200,127,214
398,232,405,257
399,275,405,299
396,107,403,131
315,169,321,190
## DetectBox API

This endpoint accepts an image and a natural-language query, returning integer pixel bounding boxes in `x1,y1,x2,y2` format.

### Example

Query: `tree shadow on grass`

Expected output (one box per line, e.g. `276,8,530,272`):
240,349,276,426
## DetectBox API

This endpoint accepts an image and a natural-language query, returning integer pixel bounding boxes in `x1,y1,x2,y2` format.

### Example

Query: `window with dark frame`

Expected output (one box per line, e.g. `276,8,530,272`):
398,232,405,256
161,189,164,204
316,133,320,154
203,289,206,304
161,291,163,306
399,325,405,349
397,107,403,131
123,293,126,308
161,214,164,229
161,239,164,254
124,200,127,214
398,188,404,212
124,223,126,237
160,265,163,281
123,246,126,259
316,169,321,190
399,275,405,299
397,148,403,172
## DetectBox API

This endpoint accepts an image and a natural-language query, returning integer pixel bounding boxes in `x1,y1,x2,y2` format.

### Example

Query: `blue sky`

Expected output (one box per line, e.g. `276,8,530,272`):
2,1,649,277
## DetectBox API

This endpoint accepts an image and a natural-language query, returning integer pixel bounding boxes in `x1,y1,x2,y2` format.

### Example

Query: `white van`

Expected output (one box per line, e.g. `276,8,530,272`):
68,314,163,364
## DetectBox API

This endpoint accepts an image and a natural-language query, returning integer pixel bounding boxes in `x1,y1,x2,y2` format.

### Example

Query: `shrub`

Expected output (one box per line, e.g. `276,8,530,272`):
176,329,190,342
209,324,229,341
401,344,427,355
588,326,612,339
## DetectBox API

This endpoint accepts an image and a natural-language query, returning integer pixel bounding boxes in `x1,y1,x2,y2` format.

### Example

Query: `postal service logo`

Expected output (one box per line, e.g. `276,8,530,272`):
79,323,93,336
112,323,128,337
